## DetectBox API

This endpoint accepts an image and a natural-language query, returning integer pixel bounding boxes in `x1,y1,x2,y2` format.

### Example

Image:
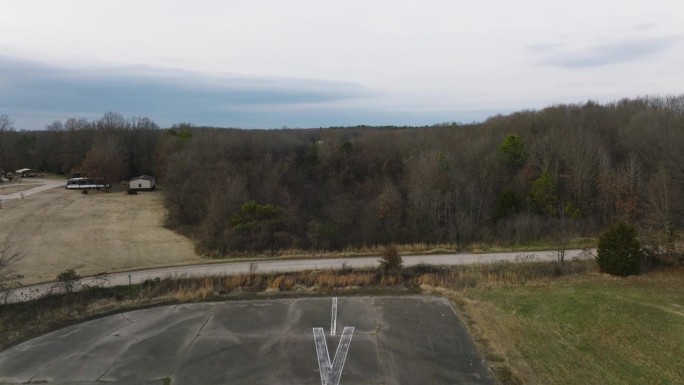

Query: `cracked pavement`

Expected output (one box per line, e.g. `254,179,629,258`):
0,296,495,385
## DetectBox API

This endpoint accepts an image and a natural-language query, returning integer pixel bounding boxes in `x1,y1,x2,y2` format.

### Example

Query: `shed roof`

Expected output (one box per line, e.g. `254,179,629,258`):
16,168,32,173
131,175,155,181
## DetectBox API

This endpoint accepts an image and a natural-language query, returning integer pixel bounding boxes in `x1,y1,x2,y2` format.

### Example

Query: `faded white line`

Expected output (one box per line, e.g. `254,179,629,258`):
313,326,354,385
331,297,338,336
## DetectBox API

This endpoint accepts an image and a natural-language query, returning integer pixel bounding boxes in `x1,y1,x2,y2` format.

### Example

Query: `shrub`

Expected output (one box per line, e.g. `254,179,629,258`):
379,244,402,273
596,222,644,276
407,263,444,276
55,269,81,293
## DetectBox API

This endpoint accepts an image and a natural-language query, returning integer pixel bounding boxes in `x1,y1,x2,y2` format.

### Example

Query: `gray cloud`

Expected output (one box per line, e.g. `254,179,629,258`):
526,43,565,54
0,55,377,128
632,22,658,31
537,35,680,68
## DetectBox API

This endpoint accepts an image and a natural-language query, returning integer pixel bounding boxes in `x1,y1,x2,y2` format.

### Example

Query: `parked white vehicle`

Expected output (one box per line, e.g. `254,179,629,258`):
65,177,111,191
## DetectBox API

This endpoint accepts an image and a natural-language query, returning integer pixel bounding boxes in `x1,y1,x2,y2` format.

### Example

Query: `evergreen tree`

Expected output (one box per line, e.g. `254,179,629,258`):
596,222,644,276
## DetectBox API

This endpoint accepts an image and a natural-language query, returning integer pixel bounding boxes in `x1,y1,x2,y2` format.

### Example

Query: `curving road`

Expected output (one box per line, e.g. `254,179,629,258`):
0,178,65,202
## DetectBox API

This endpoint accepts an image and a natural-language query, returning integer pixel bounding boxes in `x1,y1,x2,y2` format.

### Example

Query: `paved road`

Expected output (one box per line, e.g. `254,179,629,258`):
0,178,65,202
0,296,496,385
3,248,592,303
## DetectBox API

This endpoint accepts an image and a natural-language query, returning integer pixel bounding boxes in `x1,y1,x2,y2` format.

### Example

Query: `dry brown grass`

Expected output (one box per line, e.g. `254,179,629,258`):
1,187,201,285
448,292,536,385
269,242,458,259
137,258,594,301
0,182,43,195
466,238,596,254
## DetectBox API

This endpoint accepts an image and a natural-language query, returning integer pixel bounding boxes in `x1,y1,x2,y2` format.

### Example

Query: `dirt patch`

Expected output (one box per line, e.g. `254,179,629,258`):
1,187,202,285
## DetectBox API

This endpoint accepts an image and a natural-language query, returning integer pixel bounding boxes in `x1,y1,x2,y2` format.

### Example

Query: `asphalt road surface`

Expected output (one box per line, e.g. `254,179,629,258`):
4,248,592,303
0,296,496,385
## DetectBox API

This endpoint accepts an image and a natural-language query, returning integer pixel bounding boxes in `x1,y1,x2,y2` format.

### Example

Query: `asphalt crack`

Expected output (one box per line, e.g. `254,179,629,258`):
163,310,215,381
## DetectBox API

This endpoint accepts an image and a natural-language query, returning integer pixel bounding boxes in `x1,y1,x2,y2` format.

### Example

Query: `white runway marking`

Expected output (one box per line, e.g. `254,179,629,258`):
313,327,355,385
331,297,338,336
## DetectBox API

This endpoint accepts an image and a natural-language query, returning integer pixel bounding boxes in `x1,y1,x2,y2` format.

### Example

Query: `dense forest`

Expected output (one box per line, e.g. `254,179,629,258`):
1,96,682,256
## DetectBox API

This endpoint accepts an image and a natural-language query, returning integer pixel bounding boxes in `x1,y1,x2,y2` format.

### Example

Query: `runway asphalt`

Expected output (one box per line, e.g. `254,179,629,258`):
0,296,495,385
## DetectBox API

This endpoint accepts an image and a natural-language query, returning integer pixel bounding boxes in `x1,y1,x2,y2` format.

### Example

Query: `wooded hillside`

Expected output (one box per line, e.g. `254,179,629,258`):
1,96,682,255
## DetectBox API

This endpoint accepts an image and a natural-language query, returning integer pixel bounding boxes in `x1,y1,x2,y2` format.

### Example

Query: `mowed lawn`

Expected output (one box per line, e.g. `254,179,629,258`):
466,268,684,385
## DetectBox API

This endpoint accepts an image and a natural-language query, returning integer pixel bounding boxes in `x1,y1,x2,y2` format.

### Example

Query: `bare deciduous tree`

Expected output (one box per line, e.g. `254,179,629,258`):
81,135,129,182
0,114,15,172
0,237,23,306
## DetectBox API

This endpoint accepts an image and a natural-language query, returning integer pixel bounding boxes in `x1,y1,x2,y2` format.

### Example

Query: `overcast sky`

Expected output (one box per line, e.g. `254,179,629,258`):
1,0,682,129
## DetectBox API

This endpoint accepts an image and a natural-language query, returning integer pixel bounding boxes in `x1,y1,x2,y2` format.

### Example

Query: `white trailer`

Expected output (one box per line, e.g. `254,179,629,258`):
65,177,112,191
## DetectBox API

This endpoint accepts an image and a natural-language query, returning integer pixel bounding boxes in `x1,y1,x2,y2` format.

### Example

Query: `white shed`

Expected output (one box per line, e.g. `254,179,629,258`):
129,175,156,190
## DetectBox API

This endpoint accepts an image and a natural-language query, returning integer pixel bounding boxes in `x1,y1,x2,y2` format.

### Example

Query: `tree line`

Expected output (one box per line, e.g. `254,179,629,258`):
0,96,682,256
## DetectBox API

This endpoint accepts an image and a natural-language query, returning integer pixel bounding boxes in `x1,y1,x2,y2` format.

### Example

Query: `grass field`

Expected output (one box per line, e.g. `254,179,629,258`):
457,267,684,385
0,184,201,285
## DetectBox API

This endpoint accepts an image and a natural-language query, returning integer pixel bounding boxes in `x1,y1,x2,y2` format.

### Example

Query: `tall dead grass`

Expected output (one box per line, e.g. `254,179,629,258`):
265,242,458,259
131,259,597,302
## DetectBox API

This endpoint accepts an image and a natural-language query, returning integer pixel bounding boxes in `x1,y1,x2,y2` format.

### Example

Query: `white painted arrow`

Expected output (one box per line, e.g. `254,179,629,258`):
313,326,354,385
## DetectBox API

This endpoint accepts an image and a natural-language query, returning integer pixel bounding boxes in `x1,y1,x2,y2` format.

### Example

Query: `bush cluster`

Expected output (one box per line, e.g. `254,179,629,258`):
379,244,403,273
596,222,644,276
